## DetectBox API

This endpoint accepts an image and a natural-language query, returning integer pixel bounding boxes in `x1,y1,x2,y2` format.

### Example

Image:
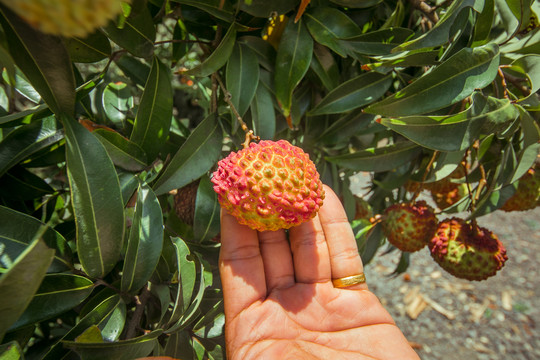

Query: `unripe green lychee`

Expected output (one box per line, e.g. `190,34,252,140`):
354,196,373,221
500,167,539,212
430,180,468,210
381,201,438,252
211,140,324,232
1,0,126,38
429,218,508,281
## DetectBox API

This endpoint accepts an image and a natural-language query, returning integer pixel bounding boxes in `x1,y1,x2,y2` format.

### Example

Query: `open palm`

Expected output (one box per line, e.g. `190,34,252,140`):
219,185,419,359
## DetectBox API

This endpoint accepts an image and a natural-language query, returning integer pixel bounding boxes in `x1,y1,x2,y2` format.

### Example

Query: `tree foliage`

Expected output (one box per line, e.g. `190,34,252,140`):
0,0,538,358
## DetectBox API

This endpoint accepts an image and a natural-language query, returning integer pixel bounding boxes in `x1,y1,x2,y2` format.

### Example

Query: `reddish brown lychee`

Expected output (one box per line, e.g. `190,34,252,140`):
211,140,325,232
174,180,200,226
429,218,507,281
354,196,373,221
381,201,438,252
500,167,539,212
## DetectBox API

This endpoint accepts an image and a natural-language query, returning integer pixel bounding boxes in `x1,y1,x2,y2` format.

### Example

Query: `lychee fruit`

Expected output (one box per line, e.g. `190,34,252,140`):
500,167,539,212
354,196,373,221
174,180,200,226
429,218,507,281
211,140,325,232
2,0,125,38
381,201,438,252
431,181,468,210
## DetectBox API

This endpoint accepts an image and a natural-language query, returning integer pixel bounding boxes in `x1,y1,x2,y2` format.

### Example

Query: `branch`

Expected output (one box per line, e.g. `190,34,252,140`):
409,0,439,24
125,285,151,339
215,74,260,148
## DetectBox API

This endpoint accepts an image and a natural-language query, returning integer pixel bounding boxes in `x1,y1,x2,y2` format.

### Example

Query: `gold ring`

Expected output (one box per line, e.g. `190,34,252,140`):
332,273,366,288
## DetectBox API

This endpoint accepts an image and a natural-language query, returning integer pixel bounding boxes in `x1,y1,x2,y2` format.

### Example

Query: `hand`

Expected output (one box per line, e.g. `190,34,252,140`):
219,185,420,360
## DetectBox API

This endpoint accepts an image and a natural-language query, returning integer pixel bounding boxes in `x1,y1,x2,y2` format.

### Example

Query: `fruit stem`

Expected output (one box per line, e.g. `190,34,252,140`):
215,73,260,148
411,150,438,203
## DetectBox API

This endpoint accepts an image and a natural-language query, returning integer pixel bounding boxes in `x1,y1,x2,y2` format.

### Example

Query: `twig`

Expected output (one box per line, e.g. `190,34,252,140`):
154,39,212,46
409,0,439,24
125,285,151,339
215,74,260,148
411,151,439,202
497,67,511,99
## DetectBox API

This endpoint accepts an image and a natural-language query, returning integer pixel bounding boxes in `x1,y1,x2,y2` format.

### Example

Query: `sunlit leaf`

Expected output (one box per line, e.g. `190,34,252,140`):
121,182,164,294
366,43,500,116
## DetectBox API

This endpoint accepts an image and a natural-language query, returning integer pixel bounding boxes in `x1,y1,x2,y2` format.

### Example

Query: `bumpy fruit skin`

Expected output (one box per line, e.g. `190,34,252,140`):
381,201,437,252
211,140,324,232
429,218,508,281
500,168,540,212
174,180,200,226
354,196,373,221
1,0,125,37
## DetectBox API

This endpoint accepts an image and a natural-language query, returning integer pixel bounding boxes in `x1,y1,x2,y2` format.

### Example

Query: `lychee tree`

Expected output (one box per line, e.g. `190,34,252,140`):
0,0,538,358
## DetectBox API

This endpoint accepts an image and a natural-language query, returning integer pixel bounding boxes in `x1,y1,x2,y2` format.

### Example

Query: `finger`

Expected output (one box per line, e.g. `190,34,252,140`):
319,185,367,290
259,230,295,291
289,214,332,284
219,210,266,318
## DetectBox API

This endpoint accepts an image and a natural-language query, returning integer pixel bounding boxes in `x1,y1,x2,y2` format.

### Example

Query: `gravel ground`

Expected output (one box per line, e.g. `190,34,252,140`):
366,204,540,360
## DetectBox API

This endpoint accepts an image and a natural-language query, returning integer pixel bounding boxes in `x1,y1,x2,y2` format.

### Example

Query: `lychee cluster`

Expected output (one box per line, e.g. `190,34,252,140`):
1,0,126,38
211,140,324,232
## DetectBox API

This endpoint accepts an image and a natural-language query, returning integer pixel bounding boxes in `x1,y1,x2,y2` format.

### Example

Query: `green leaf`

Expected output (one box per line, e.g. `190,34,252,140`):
0,341,23,360
304,7,361,57
130,56,173,160
93,129,148,171
193,176,220,243
164,331,193,359
226,43,260,117
309,72,393,115
0,117,64,177
472,0,494,46
330,0,382,8
340,27,414,56
42,295,122,360
101,82,134,126
369,50,440,69
65,31,112,63
238,36,276,72
63,330,162,360
238,0,299,17
275,19,313,116
509,55,540,102
325,141,422,172
101,6,156,58
394,0,482,51
250,78,276,140
310,44,341,91
63,116,125,278
0,166,54,201
121,182,164,294
0,104,50,128
166,237,196,328
193,300,224,339
0,45,15,87
115,55,151,87
0,5,75,115
10,274,94,330
171,0,234,22
365,43,500,116
0,205,71,273
0,239,54,342
2,69,41,104
184,24,237,77
380,93,519,151
153,114,222,195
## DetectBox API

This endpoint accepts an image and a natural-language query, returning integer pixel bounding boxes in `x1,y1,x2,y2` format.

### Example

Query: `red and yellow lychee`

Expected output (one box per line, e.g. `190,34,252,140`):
211,140,324,232
500,167,539,212
429,218,507,281
381,201,438,252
